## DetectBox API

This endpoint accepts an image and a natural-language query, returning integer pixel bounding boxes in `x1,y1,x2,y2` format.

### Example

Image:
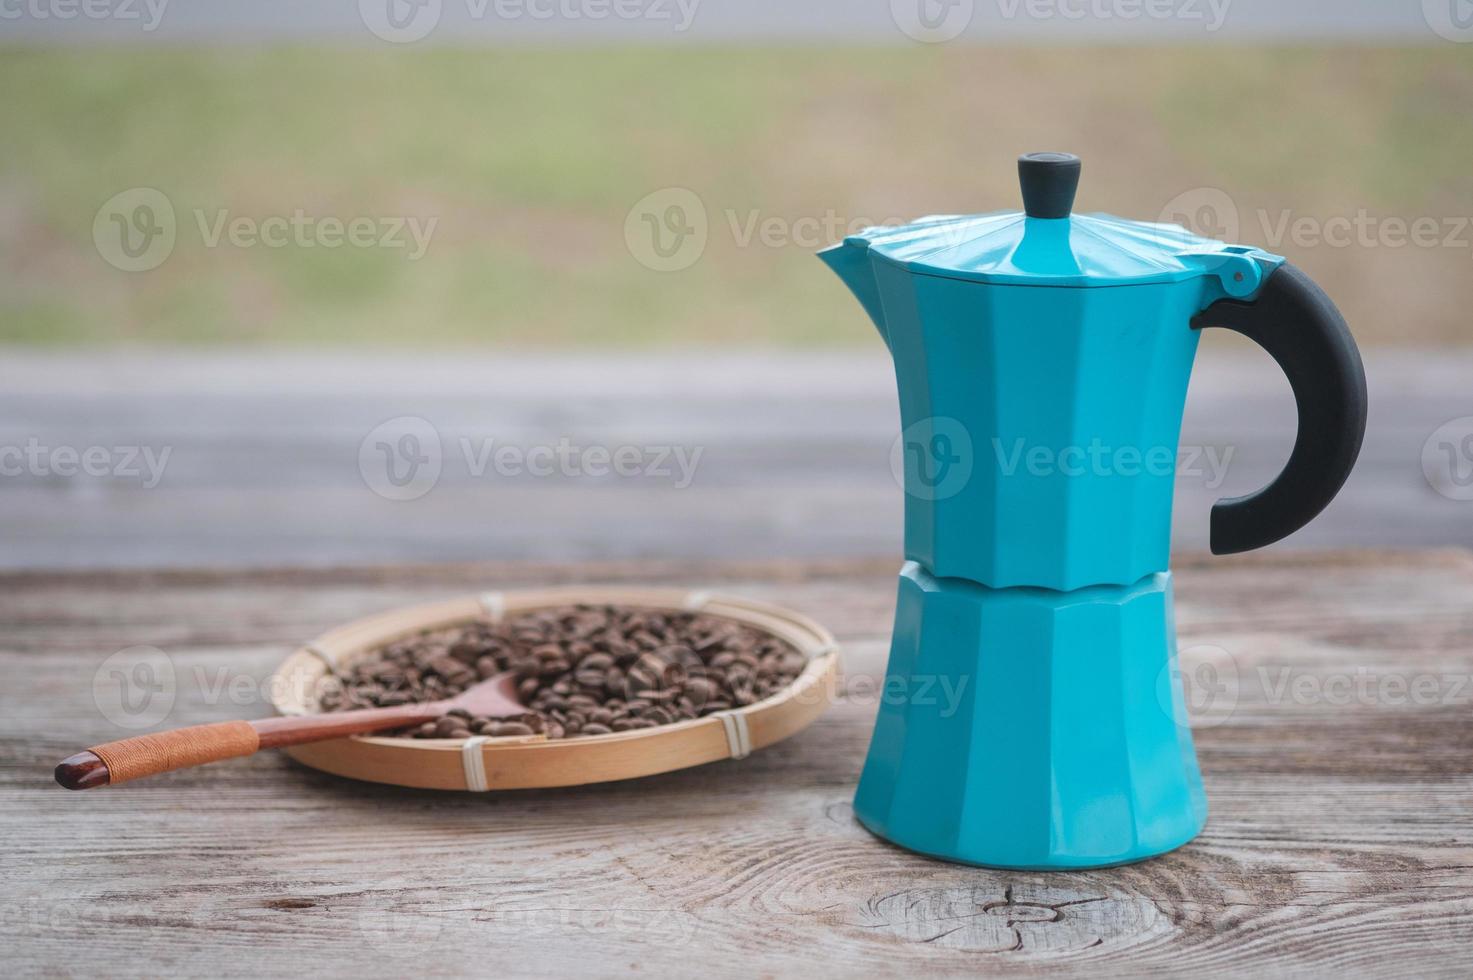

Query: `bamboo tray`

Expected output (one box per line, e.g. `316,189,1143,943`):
269,587,840,791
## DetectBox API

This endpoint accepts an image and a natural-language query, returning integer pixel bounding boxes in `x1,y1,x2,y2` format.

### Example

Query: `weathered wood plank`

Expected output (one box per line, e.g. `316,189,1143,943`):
3,551,1472,977
0,348,1467,570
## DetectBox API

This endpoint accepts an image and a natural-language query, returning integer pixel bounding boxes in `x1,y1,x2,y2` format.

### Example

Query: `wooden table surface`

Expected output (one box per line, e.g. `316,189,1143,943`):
6,551,1473,978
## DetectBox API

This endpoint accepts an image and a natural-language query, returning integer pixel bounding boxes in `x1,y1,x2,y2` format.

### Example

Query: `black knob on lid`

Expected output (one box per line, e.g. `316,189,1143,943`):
1018,152,1081,219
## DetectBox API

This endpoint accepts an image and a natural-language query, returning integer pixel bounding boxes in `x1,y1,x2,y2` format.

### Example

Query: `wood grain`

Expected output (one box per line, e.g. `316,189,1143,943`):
4,551,1472,977
1,348,1468,571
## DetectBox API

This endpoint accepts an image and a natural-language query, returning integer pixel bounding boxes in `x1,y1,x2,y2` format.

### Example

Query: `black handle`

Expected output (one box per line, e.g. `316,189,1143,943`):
1190,262,1368,555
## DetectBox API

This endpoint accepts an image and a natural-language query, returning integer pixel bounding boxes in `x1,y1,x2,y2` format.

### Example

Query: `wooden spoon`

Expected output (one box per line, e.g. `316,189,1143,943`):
55,672,524,790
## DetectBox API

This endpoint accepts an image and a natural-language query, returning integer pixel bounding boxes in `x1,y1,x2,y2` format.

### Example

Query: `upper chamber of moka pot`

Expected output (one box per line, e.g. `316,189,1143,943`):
819,153,1284,591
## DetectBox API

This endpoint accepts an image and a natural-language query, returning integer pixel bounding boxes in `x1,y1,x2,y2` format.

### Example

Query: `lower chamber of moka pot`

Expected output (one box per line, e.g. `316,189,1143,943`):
269,587,839,791
854,562,1207,870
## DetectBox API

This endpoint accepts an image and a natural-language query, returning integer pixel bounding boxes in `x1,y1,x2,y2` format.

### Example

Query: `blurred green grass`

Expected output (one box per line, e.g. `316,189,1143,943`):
2,45,1471,346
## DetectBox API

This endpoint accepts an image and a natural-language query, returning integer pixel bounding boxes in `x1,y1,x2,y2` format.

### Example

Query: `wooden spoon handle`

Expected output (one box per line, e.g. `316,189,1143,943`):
59,721,260,789
56,702,445,790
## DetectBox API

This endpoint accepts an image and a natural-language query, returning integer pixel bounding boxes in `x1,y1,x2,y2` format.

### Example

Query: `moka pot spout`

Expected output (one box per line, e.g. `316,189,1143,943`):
819,239,889,348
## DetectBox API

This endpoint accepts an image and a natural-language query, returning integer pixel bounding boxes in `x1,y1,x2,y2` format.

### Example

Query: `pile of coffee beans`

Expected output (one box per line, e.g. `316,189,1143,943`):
318,604,808,739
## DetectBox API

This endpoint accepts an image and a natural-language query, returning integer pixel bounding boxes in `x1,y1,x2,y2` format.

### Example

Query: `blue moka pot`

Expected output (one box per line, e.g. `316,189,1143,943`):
820,153,1368,869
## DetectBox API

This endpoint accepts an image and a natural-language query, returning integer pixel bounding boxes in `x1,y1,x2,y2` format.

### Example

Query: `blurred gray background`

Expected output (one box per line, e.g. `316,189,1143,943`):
4,2,1471,569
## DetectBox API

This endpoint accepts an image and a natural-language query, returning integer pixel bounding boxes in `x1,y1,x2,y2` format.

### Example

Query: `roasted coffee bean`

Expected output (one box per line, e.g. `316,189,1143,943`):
580,652,614,671
574,668,606,689
323,603,808,741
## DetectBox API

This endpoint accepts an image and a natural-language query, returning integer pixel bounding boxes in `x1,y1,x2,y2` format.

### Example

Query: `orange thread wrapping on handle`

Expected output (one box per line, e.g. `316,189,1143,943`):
90,721,260,785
